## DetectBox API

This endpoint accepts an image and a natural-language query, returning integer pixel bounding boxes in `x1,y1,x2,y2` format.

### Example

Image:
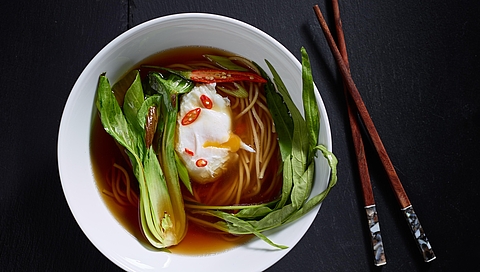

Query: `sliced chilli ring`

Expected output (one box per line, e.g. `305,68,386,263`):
184,148,194,156
200,94,213,109
181,107,201,125
196,159,208,167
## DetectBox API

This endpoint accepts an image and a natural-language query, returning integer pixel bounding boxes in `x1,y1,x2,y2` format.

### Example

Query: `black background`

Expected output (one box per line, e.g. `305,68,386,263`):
1,0,479,271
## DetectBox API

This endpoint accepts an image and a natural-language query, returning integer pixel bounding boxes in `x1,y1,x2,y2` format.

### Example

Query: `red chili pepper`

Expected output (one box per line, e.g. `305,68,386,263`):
196,159,208,167
184,148,194,156
188,69,267,84
200,94,213,109
181,108,201,125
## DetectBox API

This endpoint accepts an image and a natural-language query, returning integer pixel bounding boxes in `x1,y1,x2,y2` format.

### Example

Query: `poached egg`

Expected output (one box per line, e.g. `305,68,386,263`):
175,83,254,184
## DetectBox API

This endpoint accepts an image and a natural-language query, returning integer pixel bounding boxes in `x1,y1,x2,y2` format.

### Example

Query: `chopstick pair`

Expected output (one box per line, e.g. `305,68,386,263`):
313,3,436,266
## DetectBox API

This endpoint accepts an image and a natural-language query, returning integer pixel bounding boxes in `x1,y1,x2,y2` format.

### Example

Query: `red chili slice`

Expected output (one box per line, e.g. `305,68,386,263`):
200,94,213,109
188,69,267,84
196,159,208,167
184,148,194,156
181,108,201,125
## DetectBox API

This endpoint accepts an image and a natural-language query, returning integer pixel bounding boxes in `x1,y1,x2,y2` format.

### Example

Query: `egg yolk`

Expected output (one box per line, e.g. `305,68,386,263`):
203,133,242,152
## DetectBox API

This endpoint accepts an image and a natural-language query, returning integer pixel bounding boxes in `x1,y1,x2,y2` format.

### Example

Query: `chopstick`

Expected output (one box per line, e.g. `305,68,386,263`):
313,3,436,263
330,0,386,266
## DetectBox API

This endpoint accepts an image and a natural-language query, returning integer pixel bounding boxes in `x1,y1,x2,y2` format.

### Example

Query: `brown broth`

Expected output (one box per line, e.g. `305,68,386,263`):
90,46,281,255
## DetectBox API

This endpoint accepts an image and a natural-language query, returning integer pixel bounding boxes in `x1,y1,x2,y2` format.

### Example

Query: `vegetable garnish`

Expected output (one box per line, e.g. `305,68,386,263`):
142,66,267,84
199,94,213,109
203,54,250,71
216,82,249,98
181,107,201,125
95,48,337,250
96,70,191,249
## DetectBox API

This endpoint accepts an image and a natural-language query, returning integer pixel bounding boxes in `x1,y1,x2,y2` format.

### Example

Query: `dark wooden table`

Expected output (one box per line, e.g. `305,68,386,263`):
2,1,479,271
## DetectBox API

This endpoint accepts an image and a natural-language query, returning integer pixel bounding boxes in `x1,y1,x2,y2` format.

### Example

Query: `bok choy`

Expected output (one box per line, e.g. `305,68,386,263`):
95,70,192,248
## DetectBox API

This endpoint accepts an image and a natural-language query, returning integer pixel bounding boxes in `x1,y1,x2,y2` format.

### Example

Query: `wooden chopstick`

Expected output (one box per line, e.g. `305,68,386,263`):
313,4,436,263
330,0,386,266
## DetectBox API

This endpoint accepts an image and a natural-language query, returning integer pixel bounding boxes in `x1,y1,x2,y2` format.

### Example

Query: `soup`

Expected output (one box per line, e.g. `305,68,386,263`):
90,46,282,254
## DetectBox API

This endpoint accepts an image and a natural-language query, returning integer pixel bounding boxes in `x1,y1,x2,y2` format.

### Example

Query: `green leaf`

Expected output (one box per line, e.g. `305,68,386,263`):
136,95,161,135
285,144,338,224
122,70,145,132
204,54,249,71
314,144,338,190
235,206,273,219
256,62,293,161
301,47,320,164
184,200,278,211
193,210,288,249
216,82,249,98
249,204,297,231
264,60,293,102
175,152,192,194
265,60,310,209
275,154,293,209
289,126,310,209
149,72,194,111
95,74,143,159
290,161,314,207
265,81,294,161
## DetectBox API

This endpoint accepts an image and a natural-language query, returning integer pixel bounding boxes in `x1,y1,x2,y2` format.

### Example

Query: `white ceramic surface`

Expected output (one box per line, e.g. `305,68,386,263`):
58,13,332,271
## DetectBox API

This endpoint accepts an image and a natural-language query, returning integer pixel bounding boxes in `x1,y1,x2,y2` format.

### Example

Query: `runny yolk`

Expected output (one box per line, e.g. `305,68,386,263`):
203,133,242,152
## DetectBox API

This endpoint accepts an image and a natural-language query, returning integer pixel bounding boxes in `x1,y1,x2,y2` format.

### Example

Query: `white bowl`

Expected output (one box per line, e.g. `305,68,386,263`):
58,13,332,271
